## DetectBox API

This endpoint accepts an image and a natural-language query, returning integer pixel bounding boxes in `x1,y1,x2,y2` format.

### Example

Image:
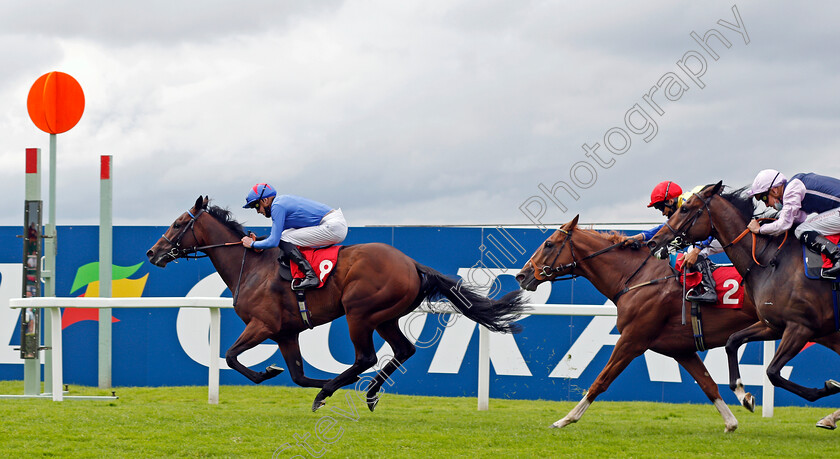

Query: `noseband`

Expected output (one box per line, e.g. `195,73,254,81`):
533,228,576,280
531,228,624,281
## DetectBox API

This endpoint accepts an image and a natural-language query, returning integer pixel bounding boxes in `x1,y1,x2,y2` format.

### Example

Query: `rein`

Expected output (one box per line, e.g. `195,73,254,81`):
529,227,673,303
721,219,789,269
531,228,624,281
161,208,243,261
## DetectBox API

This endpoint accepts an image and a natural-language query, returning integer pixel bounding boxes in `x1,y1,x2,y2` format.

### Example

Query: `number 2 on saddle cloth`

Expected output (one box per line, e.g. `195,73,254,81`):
674,254,744,309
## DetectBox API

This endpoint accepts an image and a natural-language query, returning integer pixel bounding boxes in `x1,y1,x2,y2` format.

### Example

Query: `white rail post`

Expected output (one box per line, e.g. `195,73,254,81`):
49,307,63,401
762,340,775,417
209,307,221,404
477,325,489,411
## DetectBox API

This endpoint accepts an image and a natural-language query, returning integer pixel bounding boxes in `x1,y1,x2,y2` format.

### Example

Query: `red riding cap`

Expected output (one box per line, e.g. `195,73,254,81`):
647,181,683,207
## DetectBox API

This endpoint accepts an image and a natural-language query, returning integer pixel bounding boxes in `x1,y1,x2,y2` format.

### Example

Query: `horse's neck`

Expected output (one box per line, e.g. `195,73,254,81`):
197,219,252,290
576,236,657,300
709,197,762,273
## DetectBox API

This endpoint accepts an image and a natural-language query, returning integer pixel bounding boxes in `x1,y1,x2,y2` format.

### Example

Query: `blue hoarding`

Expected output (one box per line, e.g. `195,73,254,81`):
0,224,837,407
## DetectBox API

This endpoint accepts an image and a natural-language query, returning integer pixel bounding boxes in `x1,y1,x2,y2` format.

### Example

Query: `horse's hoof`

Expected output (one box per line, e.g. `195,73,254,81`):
550,419,569,429
816,418,837,430
367,394,379,412
742,393,755,413
724,422,738,433
265,364,285,377
312,390,329,412
825,379,840,392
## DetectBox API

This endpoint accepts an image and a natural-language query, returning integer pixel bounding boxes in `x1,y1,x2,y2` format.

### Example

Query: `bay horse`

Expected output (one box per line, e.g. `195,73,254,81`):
516,215,760,432
646,182,840,429
146,196,525,412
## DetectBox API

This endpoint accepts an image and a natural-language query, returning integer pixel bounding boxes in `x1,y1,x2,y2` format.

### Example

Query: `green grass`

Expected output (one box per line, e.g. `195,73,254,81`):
0,380,837,458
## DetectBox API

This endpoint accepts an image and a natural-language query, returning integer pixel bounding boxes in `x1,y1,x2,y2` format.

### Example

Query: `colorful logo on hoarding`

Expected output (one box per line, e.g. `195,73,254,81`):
62,262,148,329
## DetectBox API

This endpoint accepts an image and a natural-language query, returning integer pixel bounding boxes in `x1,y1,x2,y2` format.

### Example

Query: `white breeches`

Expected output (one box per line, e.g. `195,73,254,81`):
281,208,348,247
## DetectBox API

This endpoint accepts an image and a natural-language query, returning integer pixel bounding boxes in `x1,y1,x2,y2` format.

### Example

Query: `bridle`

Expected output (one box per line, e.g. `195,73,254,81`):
656,191,789,271
530,227,623,281
160,208,242,262
528,226,676,304
656,192,715,249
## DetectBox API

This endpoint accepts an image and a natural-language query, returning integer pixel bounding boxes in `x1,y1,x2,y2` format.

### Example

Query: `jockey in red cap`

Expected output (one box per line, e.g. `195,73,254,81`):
625,181,720,303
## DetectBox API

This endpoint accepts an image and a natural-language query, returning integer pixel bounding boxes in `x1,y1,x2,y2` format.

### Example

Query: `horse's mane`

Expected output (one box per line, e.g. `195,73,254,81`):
206,203,248,238
575,227,627,245
719,185,754,221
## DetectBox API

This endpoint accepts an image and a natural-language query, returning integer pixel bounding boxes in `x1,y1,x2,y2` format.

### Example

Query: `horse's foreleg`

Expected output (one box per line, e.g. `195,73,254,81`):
767,323,840,402
675,353,737,433
277,336,330,388
225,320,283,384
364,319,417,411
725,321,779,410
552,335,646,428
312,323,377,412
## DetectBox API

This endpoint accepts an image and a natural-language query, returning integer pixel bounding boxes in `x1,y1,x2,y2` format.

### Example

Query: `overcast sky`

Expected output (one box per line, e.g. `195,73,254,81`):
1,1,838,228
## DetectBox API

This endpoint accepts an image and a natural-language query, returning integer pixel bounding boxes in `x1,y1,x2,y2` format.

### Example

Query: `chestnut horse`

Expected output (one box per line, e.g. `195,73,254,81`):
646,182,840,429
516,215,762,432
147,196,525,411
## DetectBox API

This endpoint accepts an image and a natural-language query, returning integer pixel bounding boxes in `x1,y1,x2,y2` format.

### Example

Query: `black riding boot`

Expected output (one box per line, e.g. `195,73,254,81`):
800,231,840,278
280,241,319,290
685,256,717,303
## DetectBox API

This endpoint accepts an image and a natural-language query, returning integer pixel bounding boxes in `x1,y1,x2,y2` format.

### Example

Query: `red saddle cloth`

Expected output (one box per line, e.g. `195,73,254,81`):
674,254,744,309
820,235,840,268
290,245,341,289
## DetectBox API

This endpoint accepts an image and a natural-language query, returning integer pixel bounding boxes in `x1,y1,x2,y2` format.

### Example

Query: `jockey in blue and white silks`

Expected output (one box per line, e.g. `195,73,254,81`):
748,169,840,277
241,183,348,290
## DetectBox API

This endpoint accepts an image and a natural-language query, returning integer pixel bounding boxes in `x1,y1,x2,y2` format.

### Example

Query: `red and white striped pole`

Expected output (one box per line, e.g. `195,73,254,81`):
99,155,112,388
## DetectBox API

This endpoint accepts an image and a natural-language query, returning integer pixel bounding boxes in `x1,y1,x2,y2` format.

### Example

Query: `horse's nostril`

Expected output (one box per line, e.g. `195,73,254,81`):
646,240,657,250
146,249,154,258
515,274,525,283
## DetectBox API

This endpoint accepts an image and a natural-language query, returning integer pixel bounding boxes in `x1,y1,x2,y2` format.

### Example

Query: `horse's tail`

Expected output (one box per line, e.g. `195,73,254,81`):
414,263,526,334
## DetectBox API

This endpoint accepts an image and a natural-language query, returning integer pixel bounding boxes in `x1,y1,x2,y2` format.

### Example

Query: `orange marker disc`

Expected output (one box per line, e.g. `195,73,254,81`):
27,71,85,134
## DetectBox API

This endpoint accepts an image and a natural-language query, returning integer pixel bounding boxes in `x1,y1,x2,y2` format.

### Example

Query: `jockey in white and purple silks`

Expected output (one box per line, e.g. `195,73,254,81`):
240,183,348,290
748,169,840,278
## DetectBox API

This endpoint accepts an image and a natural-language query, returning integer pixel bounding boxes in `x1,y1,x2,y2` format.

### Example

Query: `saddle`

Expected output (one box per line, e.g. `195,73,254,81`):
279,245,342,289
803,234,840,280
674,254,743,309
278,245,341,330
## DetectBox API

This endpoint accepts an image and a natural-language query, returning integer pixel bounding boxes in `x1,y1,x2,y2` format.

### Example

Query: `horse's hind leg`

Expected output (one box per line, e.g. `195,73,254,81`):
277,336,330,388
364,318,417,412
225,320,284,384
675,353,737,433
813,333,840,429
816,408,840,430
768,323,840,402
312,322,377,412
553,334,646,428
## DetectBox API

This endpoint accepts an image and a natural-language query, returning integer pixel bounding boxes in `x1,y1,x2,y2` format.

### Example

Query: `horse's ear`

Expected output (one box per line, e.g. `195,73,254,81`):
202,196,209,209
564,214,580,229
711,181,723,195
194,195,204,211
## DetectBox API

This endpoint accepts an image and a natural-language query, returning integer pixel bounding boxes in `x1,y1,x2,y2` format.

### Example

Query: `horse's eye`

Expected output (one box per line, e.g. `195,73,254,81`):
680,206,689,213
544,241,554,249
173,223,181,229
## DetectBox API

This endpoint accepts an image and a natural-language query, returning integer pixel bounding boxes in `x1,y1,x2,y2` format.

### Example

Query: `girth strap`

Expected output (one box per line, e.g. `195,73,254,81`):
295,290,314,330
690,301,706,352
